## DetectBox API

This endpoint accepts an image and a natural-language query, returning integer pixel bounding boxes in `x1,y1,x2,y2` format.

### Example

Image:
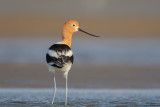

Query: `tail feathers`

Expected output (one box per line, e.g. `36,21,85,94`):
48,66,55,72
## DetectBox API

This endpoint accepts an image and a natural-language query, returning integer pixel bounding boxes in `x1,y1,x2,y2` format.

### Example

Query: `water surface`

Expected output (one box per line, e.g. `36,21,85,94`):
0,89,160,107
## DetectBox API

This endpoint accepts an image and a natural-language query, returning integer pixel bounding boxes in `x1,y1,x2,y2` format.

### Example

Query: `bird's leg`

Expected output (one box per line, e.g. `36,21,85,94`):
52,72,56,104
65,73,68,106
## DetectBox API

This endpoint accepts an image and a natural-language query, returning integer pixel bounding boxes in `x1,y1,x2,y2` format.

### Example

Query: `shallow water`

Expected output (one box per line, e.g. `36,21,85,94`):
0,37,160,66
0,89,160,107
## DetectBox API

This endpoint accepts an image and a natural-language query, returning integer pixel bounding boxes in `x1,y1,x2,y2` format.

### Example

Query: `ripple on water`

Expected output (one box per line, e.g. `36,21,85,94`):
0,89,160,107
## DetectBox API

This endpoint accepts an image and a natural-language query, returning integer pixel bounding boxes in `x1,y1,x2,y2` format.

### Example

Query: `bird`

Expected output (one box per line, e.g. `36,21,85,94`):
46,19,99,106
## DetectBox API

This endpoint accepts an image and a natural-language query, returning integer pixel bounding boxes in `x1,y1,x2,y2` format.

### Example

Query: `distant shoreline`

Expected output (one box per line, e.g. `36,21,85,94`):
0,18,160,36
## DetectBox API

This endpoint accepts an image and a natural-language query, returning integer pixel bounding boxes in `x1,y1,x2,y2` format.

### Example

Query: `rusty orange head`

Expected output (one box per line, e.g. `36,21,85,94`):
63,19,100,37
61,19,100,47
63,19,79,34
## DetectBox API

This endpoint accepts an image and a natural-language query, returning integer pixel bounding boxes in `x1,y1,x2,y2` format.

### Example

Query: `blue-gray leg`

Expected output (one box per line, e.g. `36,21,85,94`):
65,73,68,106
52,73,56,104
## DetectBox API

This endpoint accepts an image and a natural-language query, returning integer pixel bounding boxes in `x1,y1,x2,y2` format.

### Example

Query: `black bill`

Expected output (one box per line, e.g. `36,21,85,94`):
78,28,100,37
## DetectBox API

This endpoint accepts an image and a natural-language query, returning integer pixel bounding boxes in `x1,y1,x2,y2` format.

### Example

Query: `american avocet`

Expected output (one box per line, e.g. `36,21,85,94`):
46,19,99,106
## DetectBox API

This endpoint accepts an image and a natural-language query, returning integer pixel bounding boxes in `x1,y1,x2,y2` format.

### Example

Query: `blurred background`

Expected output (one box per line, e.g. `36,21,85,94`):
0,0,160,89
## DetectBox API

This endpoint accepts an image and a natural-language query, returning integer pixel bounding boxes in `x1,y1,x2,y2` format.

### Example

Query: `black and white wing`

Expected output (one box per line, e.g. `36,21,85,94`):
46,43,74,69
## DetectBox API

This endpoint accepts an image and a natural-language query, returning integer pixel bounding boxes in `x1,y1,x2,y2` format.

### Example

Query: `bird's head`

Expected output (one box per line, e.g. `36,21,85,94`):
63,19,100,37
63,20,79,33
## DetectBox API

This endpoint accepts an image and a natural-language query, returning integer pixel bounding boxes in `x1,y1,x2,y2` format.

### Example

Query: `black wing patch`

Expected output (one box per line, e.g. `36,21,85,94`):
46,44,74,68
46,54,62,68
49,44,71,52
70,55,74,64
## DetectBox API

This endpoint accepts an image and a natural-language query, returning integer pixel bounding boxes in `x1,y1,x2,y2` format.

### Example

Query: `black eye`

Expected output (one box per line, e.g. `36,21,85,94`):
72,24,76,26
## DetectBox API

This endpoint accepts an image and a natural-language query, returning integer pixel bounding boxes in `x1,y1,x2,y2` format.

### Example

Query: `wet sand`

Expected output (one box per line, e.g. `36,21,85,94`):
1,63,160,89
